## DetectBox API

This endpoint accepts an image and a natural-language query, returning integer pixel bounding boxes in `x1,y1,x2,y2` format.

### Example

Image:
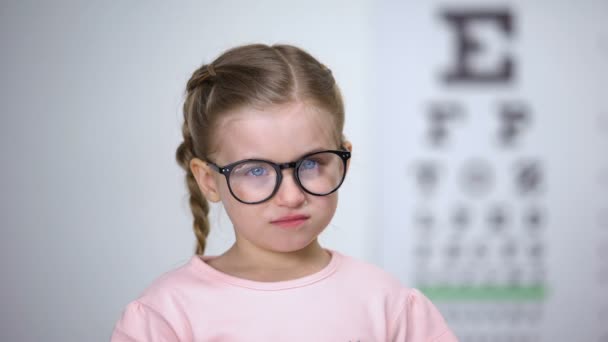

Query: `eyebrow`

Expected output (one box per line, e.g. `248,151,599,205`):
227,146,342,165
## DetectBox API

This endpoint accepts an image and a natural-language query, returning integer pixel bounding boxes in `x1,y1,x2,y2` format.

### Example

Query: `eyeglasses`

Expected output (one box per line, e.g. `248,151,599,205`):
205,149,351,204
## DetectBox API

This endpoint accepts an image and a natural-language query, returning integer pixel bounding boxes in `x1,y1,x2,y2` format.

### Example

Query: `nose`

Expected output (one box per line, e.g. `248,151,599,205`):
274,169,307,207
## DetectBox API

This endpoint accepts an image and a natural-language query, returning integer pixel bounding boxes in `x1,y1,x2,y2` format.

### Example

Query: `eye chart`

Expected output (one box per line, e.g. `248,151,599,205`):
375,2,608,341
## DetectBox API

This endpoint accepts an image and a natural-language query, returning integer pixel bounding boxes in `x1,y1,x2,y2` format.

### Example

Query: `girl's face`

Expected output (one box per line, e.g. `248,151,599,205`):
192,101,350,254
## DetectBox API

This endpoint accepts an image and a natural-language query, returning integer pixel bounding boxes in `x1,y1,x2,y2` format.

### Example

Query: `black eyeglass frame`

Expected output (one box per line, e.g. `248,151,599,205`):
205,149,351,204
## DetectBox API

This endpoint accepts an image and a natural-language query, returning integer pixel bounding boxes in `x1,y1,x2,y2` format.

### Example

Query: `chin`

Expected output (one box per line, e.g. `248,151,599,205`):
263,236,321,254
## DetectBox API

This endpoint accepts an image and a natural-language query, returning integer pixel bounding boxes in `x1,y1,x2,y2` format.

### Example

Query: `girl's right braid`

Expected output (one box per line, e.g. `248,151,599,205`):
176,119,210,255
176,65,216,255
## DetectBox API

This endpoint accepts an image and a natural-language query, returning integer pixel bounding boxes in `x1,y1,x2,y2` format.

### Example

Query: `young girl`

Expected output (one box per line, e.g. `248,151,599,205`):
111,43,458,341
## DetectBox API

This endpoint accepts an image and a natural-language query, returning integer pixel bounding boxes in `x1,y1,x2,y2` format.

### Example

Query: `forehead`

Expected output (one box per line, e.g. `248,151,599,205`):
211,101,338,164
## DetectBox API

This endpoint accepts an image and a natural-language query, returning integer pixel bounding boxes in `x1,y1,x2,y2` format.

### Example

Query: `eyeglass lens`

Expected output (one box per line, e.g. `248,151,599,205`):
228,151,346,203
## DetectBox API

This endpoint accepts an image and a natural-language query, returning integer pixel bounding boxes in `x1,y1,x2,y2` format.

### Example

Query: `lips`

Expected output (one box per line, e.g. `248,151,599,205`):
271,214,310,228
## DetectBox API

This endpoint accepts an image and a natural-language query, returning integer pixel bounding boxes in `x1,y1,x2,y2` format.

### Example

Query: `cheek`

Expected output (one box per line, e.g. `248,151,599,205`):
217,182,229,197
217,182,242,216
219,185,265,227
217,178,238,203
312,194,339,219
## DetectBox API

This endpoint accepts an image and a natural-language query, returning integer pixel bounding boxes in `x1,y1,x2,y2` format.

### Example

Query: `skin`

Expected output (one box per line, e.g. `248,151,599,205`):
190,101,352,282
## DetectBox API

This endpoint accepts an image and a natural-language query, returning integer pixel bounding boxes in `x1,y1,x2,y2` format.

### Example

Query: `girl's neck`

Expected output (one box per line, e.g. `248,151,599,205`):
207,240,331,282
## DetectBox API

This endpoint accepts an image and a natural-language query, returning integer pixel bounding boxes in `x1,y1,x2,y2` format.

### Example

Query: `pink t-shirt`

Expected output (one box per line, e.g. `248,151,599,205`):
111,250,458,341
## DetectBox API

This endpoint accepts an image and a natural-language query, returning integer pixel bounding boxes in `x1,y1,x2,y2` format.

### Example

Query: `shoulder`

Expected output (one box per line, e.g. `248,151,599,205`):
136,256,204,306
334,250,405,291
111,257,202,342
332,251,457,341
331,251,411,312
111,299,183,342
389,288,459,341
118,256,208,325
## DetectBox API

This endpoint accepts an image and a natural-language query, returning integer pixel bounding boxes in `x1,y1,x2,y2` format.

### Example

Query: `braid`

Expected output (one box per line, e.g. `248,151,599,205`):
186,64,215,93
176,95,211,255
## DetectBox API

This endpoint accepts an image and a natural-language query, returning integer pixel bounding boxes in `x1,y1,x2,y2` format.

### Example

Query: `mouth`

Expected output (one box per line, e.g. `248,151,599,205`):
270,214,310,228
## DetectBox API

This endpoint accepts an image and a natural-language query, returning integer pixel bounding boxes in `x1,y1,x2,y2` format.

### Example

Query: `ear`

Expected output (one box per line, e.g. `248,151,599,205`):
342,140,353,172
189,158,221,203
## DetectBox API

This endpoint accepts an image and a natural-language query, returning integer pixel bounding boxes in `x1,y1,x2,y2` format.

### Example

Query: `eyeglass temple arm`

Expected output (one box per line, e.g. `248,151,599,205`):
204,160,221,172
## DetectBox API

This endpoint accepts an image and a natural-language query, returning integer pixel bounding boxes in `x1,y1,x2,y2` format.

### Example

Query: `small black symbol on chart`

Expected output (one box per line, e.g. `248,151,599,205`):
528,242,544,259
475,243,488,258
460,159,494,197
487,205,510,233
414,210,435,233
413,161,441,194
427,103,465,147
445,243,461,259
497,102,531,147
451,205,471,230
415,244,432,261
524,206,544,232
514,160,544,195
500,240,517,259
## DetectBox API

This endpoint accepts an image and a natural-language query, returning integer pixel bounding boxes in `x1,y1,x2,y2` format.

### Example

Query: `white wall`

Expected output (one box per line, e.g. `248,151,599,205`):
0,1,375,340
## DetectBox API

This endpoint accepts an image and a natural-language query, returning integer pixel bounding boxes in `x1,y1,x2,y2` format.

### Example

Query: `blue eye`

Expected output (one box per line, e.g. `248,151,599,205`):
232,162,273,178
247,166,267,176
301,159,318,170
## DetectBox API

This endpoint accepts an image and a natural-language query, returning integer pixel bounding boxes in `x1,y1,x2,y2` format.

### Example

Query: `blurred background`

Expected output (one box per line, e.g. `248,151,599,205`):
1,1,606,341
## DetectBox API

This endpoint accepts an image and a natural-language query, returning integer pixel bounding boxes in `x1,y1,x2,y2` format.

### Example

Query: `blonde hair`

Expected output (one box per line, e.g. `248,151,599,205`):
175,43,345,255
